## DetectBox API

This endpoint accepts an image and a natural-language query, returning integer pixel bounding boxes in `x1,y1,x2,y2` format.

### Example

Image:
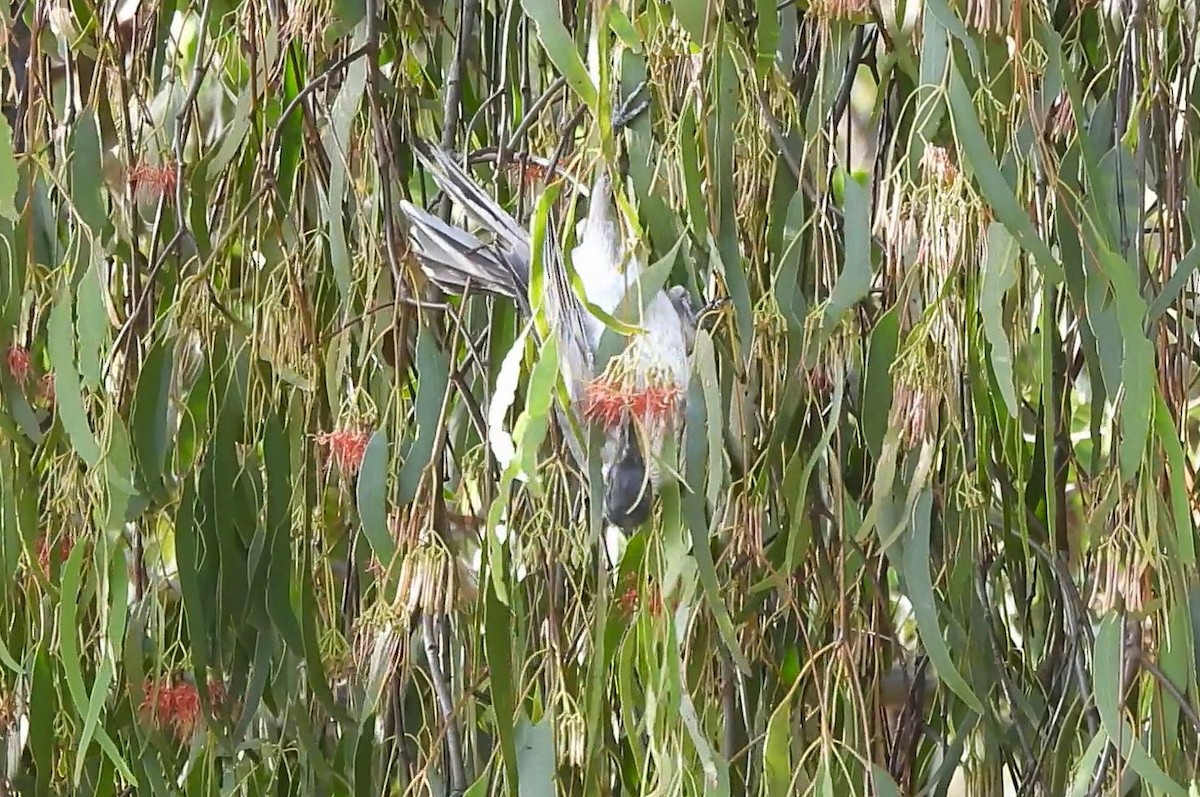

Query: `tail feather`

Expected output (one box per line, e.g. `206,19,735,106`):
399,199,527,307
410,139,531,269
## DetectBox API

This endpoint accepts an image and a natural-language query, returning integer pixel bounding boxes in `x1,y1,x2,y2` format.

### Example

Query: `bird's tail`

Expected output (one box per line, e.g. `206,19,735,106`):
399,139,532,303
398,198,529,308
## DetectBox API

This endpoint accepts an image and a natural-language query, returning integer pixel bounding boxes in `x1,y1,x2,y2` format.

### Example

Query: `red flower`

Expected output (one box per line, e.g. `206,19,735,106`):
581,380,629,430
5,345,31,385
316,428,372,475
139,678,225,741
35,533,74,575
128,160,178,204
629,383,683,421
581,377,683,431
505,159,549,185
618,585,639,615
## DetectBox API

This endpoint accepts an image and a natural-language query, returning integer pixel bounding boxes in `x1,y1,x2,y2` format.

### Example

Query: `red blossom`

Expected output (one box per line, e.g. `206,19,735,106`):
316,428,372,476
629,384,683,421
139,678,225,740
618,586,639,615
617,576,663,618
5,345,31,384
581,380,629,429
35,533,74,574
581,377,683,431
505,159,550,185
128,160,178,203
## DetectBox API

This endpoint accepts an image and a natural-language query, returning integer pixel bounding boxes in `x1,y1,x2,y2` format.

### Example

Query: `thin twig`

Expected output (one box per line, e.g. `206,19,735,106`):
437,0,481,220
422,612,467,792
268,44,371,162
1135,649,1200,735
505,75,567,150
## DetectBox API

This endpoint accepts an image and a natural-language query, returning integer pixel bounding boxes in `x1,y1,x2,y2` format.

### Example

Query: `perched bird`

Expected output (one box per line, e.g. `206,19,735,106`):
398,139,708,529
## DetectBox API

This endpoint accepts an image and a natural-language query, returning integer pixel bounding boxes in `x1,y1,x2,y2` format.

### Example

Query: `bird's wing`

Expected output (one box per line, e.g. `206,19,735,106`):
399,198,530,312
540,219,596,404
400,138,596,473
410,139,531,265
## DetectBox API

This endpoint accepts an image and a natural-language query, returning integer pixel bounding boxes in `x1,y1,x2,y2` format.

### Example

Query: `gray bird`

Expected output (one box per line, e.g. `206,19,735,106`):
398,139,706,529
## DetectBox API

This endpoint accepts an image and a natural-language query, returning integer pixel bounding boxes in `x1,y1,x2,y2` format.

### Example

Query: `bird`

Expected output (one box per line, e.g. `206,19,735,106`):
397,139,712,530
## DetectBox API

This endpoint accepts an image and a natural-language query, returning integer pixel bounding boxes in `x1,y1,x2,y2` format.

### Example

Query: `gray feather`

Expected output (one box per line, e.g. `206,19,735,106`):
398,138,597,474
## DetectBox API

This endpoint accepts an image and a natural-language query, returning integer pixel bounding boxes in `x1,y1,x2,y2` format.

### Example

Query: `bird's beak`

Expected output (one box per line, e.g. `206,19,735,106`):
697,297,731,330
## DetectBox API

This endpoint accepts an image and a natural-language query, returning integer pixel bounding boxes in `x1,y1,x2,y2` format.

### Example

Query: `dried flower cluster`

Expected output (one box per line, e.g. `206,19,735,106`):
392,541,459,617
920,145,960,190
965,0,1008,35
891,378,937,448
808,0,872,23
1047,92,1076,143
556,704,586,769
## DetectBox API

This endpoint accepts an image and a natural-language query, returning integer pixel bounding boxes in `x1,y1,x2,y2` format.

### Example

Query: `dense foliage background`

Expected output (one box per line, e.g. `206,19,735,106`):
2,0,1200,794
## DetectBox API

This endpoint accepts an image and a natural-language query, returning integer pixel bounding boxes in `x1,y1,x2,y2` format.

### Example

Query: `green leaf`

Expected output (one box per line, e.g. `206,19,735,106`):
872,766,903,797
48,280,102,466
903,487,984,714
684,348,752,675
207,87,256,180
925,0,981,72
69,110,107,236
1092,245,1154,481
60,540,136,786
678,106,709,240
515,715,554,797
979,221,1020,417
669,0,707,41
1156,394,1196,566
30,645,56,794
487,322,531,473
764,680,800,796
710,43,753,369
947,60,1062,283
514,335,558,486
174,478,212,681
862,305,899,460
0,115,18,222
822,169,872,338
485,582,519,794
754,0,779,78
75,255,107,391
396,326,449,504
696,333,724,508
322,19,369,306
518,0,597,109
673,605,730,795
264,409,305,655
1066,731,1109,797
356,430,395,569
131,340,174,500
